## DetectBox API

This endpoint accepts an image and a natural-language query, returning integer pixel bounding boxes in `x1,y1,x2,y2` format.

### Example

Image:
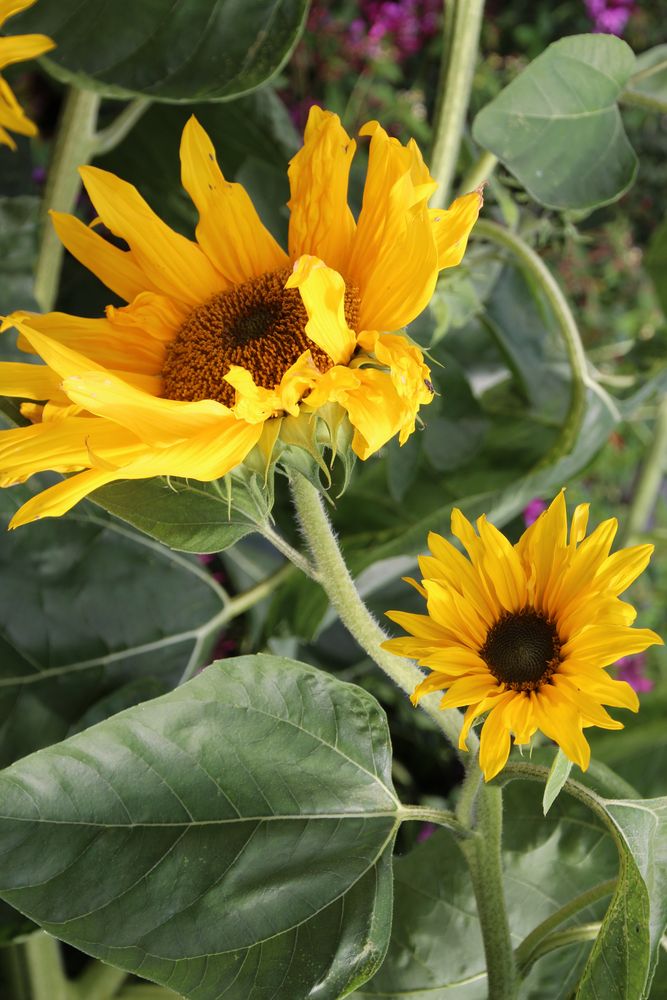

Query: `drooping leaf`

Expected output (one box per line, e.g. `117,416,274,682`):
0,478,227,765
11,0,310,102
472,34,638,210
543,749,573,815
0,655,399,1000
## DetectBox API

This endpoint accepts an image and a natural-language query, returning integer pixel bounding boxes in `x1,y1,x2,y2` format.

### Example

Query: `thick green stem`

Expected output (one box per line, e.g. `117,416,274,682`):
620,393,667,546
461,786,518,999
619,90,667,113
94,99,151,156
430,0,486,207
515,880,615,974
473,219,589,464
290,475,478,755
399,804,473,839
34,88,101,312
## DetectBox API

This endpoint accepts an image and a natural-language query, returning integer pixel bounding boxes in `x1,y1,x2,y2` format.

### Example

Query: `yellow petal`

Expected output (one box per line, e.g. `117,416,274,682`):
429,190,482,270
0,32,55,68
439,673,499,710
79,165,223,307
569,503,590,547
180,115,287,285
50,211,154,303
558,660,640,711
552,677,624,730
9,468,121,527
384,609,449,641
563,624,663,667
502,692,537,744
348,121,438,330
0,361,62,400
479,696,515,781
287,107,356,275
0,0,42,27
593,544,655,596
477,515,528,612
530,686,591,771
287,256,357,365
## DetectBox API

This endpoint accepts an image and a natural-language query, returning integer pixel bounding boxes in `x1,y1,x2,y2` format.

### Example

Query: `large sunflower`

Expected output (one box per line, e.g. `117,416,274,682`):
0,0,54,149
383,493,662,781
0,107,481,527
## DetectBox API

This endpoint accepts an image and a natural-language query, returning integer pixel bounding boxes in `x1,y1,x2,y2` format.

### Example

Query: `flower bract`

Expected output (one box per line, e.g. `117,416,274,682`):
383,492,662,781
0,107,481,527
0,0,54,149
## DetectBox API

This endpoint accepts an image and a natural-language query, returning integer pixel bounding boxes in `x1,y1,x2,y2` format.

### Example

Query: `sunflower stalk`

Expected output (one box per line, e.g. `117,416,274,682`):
289,473,478,755
429,0,486,207
460,786,518,999
620,392,667,547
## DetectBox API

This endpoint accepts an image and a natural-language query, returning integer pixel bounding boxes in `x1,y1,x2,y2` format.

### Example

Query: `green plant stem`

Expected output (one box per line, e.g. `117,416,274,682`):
8,932,75,1000
473,219,589,464
74,959,127,999
34,90,151,313
515,881,616,974
94,98,151,156
399,804,473,839
458,149,498,194
289,475,478,755
34,88,101,312
259,522,320,580
619,393,667,546
460,786,518,999
619,90,667,113
429,0,486,207
518,923,601,973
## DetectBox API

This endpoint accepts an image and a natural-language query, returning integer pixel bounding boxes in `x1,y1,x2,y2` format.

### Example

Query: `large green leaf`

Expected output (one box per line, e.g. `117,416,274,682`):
0,655,399,999
354,782,617,999
12,0,310,102
0,479,227,765
578,797,667,1000
472,34,638,210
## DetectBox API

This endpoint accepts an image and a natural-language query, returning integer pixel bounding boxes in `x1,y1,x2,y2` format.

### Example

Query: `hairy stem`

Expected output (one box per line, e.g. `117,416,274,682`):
290,475,478,754
461,786,518,999
459,149,498,194
399,804,473,839
259,522,320,580
430,0,486,207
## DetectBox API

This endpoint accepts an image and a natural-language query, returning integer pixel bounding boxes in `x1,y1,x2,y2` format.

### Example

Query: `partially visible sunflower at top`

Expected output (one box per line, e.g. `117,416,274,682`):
0,0,54,149
0,107,481,527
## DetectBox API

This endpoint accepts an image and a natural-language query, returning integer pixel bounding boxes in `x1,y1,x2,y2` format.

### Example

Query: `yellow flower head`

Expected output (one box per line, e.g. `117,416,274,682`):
0,108,481,527
383,493,662,782
0,0,54,149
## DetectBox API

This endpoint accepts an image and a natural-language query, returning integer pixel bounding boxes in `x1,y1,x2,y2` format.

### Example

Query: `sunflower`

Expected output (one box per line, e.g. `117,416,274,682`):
383,493,662,781
0,0,54,149
0,107,481,527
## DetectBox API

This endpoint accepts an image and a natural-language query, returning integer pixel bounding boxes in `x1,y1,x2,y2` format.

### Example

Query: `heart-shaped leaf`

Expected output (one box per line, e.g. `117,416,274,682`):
0,654,399,999
473,34,638,209
11,0,310,102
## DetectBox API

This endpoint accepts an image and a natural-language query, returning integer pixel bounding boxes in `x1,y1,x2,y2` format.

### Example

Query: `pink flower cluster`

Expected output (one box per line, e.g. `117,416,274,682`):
348,0,441,61
584,0,635,36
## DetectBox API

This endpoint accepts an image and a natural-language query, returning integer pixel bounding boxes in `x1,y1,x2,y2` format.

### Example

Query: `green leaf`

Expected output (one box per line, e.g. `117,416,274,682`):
543,749,573,815
91,470,271,554
579,797,667,1000
0,655,399,999
354,782,617,999
12,0,310,102
0,196,39,315
472,34,638,210
0,479,226,765
624,46,667,109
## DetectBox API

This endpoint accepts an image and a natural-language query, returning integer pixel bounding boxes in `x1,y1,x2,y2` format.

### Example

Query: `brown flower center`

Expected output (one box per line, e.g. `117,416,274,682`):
480,608,561,691
162,267,360,407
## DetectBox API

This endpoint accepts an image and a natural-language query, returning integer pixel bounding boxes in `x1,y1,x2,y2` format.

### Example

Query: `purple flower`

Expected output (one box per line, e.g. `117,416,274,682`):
584,0,635,36
523,498,547,527
616,653,654,693
417,822,437,843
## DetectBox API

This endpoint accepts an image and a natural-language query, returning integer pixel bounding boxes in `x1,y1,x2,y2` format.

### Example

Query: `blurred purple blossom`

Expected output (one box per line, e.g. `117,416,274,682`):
616,653,654,693
584,0,635,36
417,822,437,843
356,0,441,60
523,498,547,527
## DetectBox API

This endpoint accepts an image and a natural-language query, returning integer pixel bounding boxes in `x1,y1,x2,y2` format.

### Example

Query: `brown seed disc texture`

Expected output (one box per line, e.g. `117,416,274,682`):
162,267,360,407
480,608,561,691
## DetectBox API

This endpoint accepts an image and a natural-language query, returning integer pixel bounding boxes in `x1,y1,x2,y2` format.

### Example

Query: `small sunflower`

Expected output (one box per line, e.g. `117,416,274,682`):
0,0,54,149
0,107,481,527
383,493,662,781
